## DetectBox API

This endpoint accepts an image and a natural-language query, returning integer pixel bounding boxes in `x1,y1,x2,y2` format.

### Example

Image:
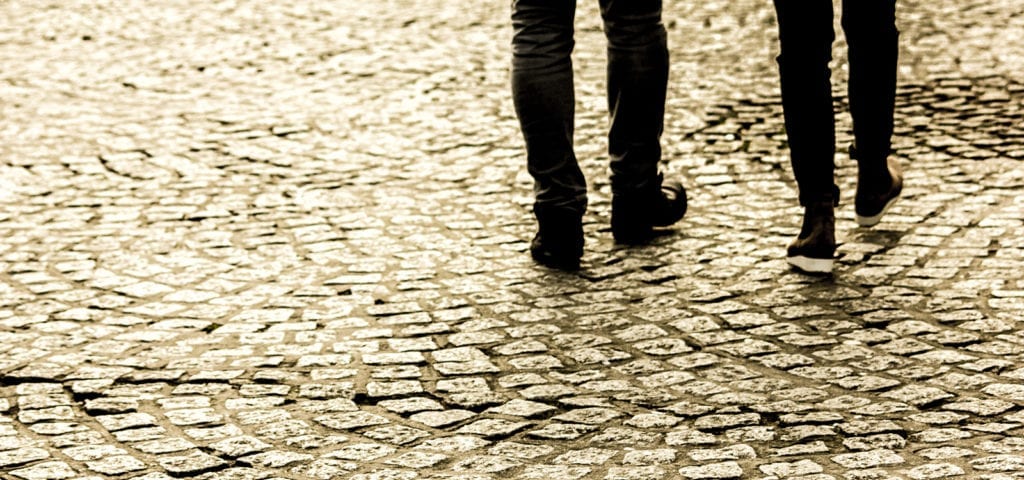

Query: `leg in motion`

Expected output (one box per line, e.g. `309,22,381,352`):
843,0,902,227
600,0,686,244
511,0,585,268
773,0,838,273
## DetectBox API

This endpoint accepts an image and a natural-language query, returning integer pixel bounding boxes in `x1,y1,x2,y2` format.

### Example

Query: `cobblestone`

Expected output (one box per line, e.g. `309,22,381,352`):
1,0,1023,478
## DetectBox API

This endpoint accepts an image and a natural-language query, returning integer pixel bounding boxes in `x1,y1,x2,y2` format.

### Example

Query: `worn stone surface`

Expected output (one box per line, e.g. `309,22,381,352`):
1,0,1024,479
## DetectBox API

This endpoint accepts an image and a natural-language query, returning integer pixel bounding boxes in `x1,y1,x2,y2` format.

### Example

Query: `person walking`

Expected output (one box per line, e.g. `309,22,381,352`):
511,0,687,270
773,0,904,274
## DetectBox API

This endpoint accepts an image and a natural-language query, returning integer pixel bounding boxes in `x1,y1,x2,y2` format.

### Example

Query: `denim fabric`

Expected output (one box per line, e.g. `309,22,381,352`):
773,0,898,206
511,0,668,214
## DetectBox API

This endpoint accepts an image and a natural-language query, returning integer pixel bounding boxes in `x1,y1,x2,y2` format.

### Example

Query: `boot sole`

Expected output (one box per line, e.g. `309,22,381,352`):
530,249,581,271
787,255,833,274
856,194,900,227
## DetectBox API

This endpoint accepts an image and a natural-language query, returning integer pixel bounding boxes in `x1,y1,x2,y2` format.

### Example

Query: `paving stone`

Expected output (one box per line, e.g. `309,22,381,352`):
0,436,38,452
18,407,75,424
981,383,1024,401
879,385,954,406
446,392,509,409
977,437,1024,454
622,449,677,465
665,428,717,446
485,442,552,460
450,454,521,473
837,421,904,436
290,459,358,480
943,398,1016,416
678,461,744,479
384,451,448,468
687,444,756,462
778,425,837,442
588,427,662,446
367,380,424,398
520,384,577,400
208,436,273,458
63,444,128,461
775,441,831,456
8,461,79,480
348,469,419,480
485,399,556,418
363,425,431,445
84,455,148,475
524,423,597,440
663,401,716,417
185,424,244,441
551,408,622,425
131,437,196,455
843,434,907,451
326,443,396,461
970,455,1024,472
315,412,389,431
456,419,532,439
624,412,682,429
910,428,973,443
165,408,224,427
517,465,591,480
410,410,476,428
434,360,501,376
157,450,229,476
603,466,667,480
758,459,824,477
238,450,314,468
724,426,774,443
830,449,905,469
693,413,760,431
0,447,51,468
552,447,616,465
378,398,445,414
95,413,158,432
905,463,967,479
417,435,490,453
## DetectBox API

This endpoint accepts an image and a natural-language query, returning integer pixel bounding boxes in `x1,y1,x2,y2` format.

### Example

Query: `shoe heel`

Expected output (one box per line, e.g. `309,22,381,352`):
855,195,899,227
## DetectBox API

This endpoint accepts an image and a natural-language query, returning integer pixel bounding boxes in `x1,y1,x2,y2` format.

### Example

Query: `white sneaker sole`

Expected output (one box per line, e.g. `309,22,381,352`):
787,255,833,274
855,195,899,227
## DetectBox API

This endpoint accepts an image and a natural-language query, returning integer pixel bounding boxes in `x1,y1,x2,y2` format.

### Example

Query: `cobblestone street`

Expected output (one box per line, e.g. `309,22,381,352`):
2,1,1024,479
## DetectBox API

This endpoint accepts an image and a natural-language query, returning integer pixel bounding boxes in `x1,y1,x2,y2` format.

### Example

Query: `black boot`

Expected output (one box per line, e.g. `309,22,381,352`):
786,199,836,274
854,154,903,227
530,207,584,270
611,173,687,245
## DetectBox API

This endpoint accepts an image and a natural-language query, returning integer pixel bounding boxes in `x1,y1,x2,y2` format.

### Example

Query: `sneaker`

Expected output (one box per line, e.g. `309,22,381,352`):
787,200,835,274
855,157,903,227
530,208,584,270
611,174,687,244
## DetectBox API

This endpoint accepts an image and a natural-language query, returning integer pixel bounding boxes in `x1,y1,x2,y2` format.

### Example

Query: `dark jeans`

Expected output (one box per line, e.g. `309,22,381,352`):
773,0,898,206
511,0,668,215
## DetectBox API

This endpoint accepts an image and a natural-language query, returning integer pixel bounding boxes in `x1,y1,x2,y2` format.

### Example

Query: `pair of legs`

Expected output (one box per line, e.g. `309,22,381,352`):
512,0,668,215
512,0,687,269
774,0,903,273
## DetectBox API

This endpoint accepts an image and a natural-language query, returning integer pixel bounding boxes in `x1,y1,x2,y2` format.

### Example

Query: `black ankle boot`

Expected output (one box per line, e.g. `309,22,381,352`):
530,207,584,270
850,144,903,227
855,158,903,227
611,174,687,245
786,200,836,274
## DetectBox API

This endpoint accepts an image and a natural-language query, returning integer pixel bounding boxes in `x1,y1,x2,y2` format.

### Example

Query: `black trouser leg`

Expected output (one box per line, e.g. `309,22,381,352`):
843,0,898,177
511,0,587,214
773,0,837,206
599,0,668,195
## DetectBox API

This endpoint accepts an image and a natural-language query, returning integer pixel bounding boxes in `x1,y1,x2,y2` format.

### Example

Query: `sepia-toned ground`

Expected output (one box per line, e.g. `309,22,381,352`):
2,1,1024,479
